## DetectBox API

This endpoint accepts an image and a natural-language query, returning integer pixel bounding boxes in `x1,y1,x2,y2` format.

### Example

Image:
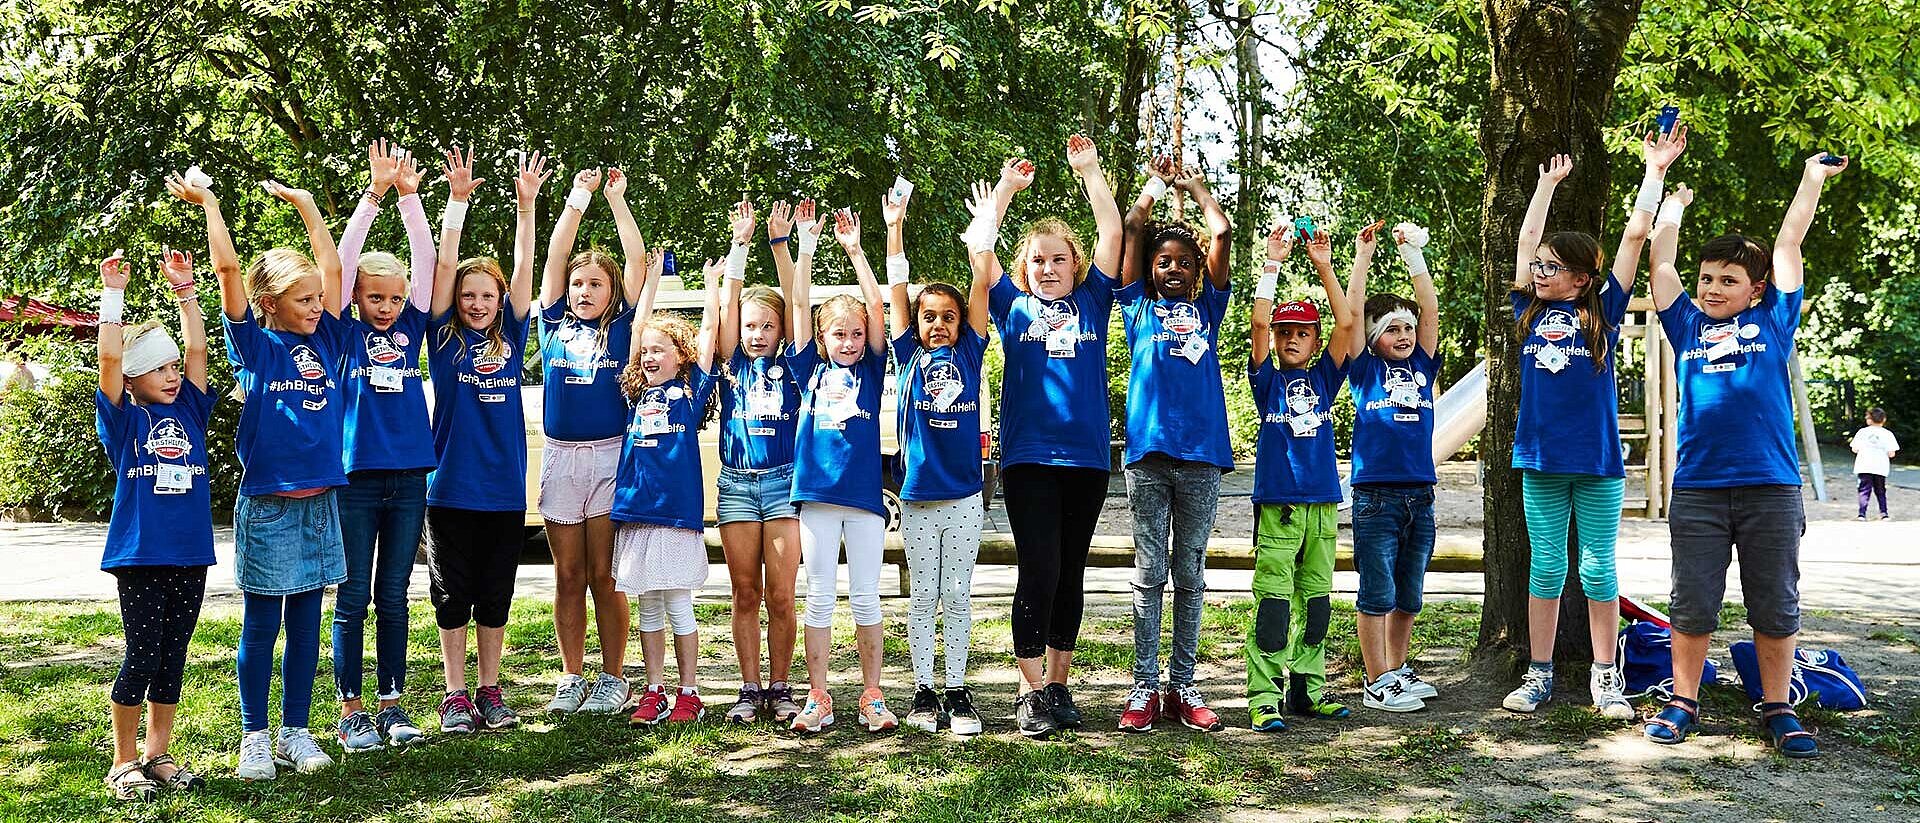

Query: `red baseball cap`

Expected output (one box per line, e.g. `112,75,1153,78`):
1271,300,1321,326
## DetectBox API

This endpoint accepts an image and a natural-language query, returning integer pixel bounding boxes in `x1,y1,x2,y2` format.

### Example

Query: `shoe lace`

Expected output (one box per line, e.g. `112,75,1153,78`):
1175,686,1209,709
947,688,974,714
1125,687,1156,711
1399,668,1428,686
381,706,415,728
283,728,321,759
241,732,273,762
558,678,587,700
1376,677,1409,697
736,686,760,707
1596,666,1626,698
344,712,377,735
1520,668,1553,694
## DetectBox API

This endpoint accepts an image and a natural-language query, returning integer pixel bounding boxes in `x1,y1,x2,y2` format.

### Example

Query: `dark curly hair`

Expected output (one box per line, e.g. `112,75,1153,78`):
1136,221,1207,301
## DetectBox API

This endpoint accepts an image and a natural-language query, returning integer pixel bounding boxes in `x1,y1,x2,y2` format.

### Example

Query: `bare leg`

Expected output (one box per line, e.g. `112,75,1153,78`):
804,625,833,692
1670,629,1712,701
764,518,802,685
855,623,884,691
1587,597,1620,665
476,625,505,688
1527,596,1560,662
674,631,701,689
142,703,180,780
1043,647,1074,687
110,701,141,767
547,520,589,676
1357,613,1390,681
1016,657,1045,693
582,514,626,675
1387,611,1417,671
439,627,469,693
641,629,668,687
1755,632,1799,704
720,521,766,686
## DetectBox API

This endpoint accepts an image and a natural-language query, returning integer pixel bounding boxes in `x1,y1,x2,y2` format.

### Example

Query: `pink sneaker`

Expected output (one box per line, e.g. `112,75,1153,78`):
666,689,705,723
628,686,670,727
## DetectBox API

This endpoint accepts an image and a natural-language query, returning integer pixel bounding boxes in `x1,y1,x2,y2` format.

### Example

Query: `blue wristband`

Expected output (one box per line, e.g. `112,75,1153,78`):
768,236,790,247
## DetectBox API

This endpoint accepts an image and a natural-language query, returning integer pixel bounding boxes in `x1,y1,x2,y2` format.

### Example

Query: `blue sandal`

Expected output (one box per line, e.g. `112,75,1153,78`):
1759,703,1819,759
1643,699,1697,744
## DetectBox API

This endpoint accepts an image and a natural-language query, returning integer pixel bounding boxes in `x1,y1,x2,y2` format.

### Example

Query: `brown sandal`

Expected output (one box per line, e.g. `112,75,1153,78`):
105,760,158,801
143,753,204,790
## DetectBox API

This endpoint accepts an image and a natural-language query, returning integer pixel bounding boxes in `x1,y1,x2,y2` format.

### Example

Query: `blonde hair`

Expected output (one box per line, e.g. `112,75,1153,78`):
434,257,511,364
814,294,868,344
620,313,700,402
245,248,319,320
741,285,788,339
1010,217,1088,294
563,248,627,359
355,251,407,284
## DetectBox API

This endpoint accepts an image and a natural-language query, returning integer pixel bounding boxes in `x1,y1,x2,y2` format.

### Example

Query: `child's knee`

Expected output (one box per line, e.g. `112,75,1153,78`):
1253,597,1290,653
850,592,882,627
1302,596,1331,646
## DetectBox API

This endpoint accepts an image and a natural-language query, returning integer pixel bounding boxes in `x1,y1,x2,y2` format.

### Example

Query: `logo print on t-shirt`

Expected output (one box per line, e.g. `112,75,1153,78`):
558,321,602,359
366,334,403,366
1535,309,1578,343
142,418,193,460
922,359,965,412
1027,297,1080,337
1154,301,1205,336
470,341,512,375
816,367,857,406
633,386,672,439
1285,378,1321,415
291,345,326,379
1701,321,1739,346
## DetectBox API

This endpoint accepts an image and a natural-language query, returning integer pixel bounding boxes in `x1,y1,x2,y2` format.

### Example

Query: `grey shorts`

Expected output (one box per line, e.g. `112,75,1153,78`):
1667,485,1805,637
715,463,799,525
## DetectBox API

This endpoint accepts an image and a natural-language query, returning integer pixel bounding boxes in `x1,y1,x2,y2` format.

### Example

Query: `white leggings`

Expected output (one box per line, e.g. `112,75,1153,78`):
635,589,696,636
902,494,983,687
798,502,887,630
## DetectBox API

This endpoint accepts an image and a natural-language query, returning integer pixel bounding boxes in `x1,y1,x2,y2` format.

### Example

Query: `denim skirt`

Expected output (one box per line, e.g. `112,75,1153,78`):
233,489,348,596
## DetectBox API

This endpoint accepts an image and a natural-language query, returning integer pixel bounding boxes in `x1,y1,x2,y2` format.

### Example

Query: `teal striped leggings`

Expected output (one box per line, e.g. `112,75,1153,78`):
1521,471,1623,601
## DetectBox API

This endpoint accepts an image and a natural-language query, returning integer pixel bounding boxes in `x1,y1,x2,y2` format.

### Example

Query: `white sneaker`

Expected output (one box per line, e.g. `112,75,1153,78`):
235,729,276,780
1395,665,1439,700
1590,663,1634,720
1363,671,1427,713
576,673,632,714
1503,667,1554,713
546,673,589,714
272,727,334,774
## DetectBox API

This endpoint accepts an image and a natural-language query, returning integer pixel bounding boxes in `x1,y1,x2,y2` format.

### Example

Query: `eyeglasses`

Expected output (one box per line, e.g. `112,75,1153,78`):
1529,261,1585,279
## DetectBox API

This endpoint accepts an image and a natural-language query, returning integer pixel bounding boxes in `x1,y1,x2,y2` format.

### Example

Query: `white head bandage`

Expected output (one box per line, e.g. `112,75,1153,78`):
1367,308,1418,346
122,326,181,378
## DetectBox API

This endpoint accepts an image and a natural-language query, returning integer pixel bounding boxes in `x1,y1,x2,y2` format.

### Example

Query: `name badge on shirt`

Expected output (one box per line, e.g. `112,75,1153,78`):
639,407,670,436
1535,343,1569,374
749,426,777,437
370,366,404,392
1178,334,1208,365
1046,328,1078,358
747,388,783,418
1394,412,1421,422
1706,335,1741,362
155,463,193,494
1390,386,1419,408
1289,413,1321,437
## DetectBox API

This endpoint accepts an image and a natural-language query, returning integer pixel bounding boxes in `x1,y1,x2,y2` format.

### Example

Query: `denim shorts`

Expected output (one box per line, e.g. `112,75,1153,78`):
1351,484,1437,616
715,463,799,524
233,489,347,596
1667,485,1804,637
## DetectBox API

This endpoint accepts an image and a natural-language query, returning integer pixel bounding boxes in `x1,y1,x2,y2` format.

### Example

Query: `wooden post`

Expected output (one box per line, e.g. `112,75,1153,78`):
1790,352,1829,502
1644,314,1663,518
1662,334,1678,506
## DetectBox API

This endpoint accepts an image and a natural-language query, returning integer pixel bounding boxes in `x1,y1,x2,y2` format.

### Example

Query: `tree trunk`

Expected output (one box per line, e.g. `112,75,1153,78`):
1115,0,1157,198
1476,0,1642,671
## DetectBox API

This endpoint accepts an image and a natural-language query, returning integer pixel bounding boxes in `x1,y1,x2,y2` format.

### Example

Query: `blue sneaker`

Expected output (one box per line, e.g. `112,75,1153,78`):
375,705,425,747
1502,666,1554,713
336,710,383,753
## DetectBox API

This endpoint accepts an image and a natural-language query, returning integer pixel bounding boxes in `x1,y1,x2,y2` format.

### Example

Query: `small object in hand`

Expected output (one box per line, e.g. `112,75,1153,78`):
184,166,213,189
1393,222,1430,249
1656,105,1680,136
661,250,677,277
1819,152,1847,166
891,176,915,203
1293,215,1318,241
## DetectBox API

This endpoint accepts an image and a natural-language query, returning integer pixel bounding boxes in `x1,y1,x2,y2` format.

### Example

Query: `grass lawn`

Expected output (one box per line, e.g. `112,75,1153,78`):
2,595,1915,822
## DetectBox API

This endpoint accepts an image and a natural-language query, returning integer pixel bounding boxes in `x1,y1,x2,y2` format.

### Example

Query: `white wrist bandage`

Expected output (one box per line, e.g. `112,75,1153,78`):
1635,174,1664,214
441,199,468,233
962,217,998,256
797,222,819,256
1142,177,1168,201
1255,261,1281,302
565,187,592,213
1656,196,1688,229
1397,243,1430,276
885,253,910,287
98,287,125,325
725,242,749,282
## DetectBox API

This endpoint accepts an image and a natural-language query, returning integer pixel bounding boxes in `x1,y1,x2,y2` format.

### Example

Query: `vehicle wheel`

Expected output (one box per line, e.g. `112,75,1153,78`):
882,488,903,533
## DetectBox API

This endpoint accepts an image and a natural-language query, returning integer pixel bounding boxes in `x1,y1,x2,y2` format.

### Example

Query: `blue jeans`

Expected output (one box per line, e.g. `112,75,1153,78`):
332,469,427,702
1351,484,1437,616
1125,454,1223,689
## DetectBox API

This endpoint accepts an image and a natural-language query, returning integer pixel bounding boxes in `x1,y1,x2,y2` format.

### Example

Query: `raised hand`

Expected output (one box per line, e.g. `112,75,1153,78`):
703,257,724,286
1667,184,1695,208
882,188,908,227
647,249,665,280
1538,153,1574,186
999,158,1036,193
163,171,215,207
161,248,195,289
444,146,488,201
730,200,756,244
1806,152,1850,180
1266,224,1294,262
1065,134,1101,176
1305,228,1333,267
1148,155,1177,183
394,152,423,197
796,199,825,241
966,180,995,221
573,167,603,193
100,251,130,290
1356,219,1385,256
605,167,628,199
262,180,315,208
511,150,548,207
833,208,863,253
1643,126,1688,174
767,200,794,239
1174,161,1205,192
369,139,400,194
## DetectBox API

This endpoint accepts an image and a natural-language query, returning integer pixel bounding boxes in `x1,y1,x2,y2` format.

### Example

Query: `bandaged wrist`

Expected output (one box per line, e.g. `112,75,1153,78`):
1397,243,1430,276
797,222,820,256
1143,177,1168,201
885,253,910,287
441,199,468,233
98,287,125,325
725,242,749,282
1656,196,1688,229
962,218,998,256
565,187,592,213
1255,261,1281,302
1634,173,1664,214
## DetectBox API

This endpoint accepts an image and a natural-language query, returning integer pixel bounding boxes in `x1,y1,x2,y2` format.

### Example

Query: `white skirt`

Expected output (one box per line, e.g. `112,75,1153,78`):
612,523,709,594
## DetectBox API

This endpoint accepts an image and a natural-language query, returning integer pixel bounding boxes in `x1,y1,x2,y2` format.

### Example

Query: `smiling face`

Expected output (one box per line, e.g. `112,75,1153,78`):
1150,238,1200,299
262,273,326,335
127,360,182,405
740,301,784,358
567,261,617,321
1694,261,1765,320
916,291,962,349
1271,323,1321,370
637,326,682,386
1531,246,1592,302
820,314,867,366
457,270,502,331
1023,233,1079,301
353,273,409,331
1371,317,1417,360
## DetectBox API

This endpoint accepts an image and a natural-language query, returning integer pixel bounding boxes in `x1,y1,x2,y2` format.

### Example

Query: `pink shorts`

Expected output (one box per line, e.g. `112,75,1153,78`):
537,435,620,525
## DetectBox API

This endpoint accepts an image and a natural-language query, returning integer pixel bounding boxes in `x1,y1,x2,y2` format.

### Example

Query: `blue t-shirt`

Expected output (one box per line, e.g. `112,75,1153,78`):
1250,353,1347,505
611,366,716,530
988,266,1117,471
893,326,988,502
1510,275,1630,477
788,341,886,517
1658,286,1804,488
1118,279,1233,469
717,348,802,471
223,309,350,495
95,382,217,569
1348,348,1440,485
340,306,435,473
425,308,532,511
538,300,634,442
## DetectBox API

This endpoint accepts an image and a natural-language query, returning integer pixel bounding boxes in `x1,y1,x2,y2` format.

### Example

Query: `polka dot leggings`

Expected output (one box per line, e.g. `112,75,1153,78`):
110,565,207,707
901,494,983,688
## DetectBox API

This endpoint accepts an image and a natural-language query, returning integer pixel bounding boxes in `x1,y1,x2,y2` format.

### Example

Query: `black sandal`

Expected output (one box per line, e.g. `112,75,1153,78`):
105,760,158,802
143,753,204,790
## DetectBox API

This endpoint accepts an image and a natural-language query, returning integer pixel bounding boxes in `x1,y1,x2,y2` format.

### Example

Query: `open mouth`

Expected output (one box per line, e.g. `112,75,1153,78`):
1162,276,1186,291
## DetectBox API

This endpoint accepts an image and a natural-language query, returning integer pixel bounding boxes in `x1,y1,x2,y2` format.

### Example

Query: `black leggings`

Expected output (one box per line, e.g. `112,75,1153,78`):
111,565,207,706
1002,463,1108,659
426,507,524,630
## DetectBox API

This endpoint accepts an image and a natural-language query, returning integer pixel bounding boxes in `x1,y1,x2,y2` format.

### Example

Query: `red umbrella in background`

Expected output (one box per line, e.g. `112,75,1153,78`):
0,296,99,341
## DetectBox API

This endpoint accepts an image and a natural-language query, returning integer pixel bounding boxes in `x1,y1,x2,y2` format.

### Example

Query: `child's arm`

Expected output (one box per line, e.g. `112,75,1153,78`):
1648,185,1694,311
963,181,997,336
1249,226,1292,366
432,146,491,317
393,150,437,312
1346,220,1383,356
1308,230,1355,366
1515,154,1572,291
883,187,910,338
96,252,130,403
165,172,243,322
1119,155,1175,288
835,209,888,356
162,248,208,391
767,199,798,334
790,199,820,345
1066,135,1123,278
509,158,539,321
1614,127,1687,296
627,251,663,363
604,168,653,306
964,159,1033,293
264,181,341,317
338,141,395,311
698,257,723,373
544,166,601,308
1397,225,1441,357
1773,152,1849,293
1179,166,1234,291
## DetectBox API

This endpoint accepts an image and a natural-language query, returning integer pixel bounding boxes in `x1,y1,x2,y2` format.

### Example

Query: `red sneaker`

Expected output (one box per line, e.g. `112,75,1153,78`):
1118,686,1159,733
628,686,670,727
1164,685,1223,732
666,690,705,723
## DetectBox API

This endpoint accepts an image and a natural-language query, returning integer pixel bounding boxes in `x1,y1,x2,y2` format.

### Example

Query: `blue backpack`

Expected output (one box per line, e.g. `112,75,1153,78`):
1728,642,1868,710
1617,621,1717,700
